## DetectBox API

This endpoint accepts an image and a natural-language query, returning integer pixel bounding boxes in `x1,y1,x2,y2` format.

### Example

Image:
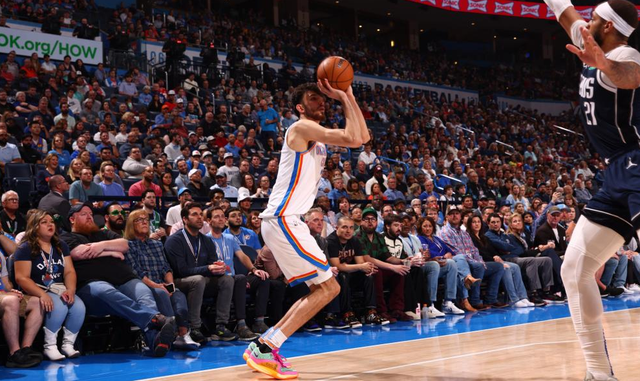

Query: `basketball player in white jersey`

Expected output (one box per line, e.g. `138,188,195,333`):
244,79,368,379
545,0,640,380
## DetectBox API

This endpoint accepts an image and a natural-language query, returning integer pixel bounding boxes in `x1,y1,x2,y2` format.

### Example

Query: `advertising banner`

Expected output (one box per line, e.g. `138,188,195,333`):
406,0,640,20
0,26,103,64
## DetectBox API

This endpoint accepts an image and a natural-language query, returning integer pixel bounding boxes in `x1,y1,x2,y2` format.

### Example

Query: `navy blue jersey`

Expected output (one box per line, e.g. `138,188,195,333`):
579,56,640,161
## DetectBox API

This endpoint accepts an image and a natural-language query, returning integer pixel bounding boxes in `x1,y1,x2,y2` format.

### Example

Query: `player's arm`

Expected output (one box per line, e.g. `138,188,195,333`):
291,120,362,149
545,0,587,46
344,86,370,144
568,26,640,89
291,79,363,149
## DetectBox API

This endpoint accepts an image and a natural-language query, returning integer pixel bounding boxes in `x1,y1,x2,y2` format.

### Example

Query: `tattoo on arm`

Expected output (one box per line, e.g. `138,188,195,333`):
604,61,640,90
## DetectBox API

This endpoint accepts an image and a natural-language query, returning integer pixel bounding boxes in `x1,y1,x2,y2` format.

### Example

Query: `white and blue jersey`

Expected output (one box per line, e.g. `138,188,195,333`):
260,126,327,218
258,123,332,286
576,43,640,240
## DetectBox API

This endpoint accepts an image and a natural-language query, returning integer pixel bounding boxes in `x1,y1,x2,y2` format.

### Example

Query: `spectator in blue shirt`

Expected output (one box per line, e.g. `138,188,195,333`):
257,100,279,146
383,177,405,201
328,176,349,207
138,86,152,106
223,208,262,251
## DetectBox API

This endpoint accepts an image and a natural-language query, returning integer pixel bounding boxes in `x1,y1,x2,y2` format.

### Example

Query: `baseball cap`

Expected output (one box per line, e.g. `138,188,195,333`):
188,168,199,177
556,203,570,211
192,150,201,156
68,202,93,219
238,188,251,203
202,151,212,158
223,152,234,159
548,206,562,215
198,144,208,151
373,165,383,172
446,205,462,215
188,131,196,137
176,98,184,104
215,170,226,178
168,90,176,95
178,188,191,196
362,207,378,218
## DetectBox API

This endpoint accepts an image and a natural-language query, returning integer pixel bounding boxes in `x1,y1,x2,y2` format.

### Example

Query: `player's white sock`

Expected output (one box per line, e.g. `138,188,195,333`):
561,217,624,378
263,328,288,350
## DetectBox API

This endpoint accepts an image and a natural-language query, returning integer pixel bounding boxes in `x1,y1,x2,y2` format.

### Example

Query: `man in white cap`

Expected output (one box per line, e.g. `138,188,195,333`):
211,170,239,201
186,168,209,198
543,1,639,379
217,152,239,182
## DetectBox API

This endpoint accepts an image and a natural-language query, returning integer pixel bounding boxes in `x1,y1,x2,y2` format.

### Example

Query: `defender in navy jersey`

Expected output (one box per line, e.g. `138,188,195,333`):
245,81,368,379
546,0,640,380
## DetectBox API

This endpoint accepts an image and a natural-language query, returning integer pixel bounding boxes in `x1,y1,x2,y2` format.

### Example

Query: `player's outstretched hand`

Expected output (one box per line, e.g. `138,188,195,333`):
566,26,608,70
317,78,346,101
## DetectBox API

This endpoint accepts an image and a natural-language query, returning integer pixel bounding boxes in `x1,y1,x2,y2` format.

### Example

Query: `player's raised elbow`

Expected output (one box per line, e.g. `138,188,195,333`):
344,138,363,148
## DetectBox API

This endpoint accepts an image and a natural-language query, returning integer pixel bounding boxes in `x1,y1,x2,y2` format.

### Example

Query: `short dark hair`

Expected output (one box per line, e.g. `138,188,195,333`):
489,213,503,224
292,83,322,117
209,189,225,199
225,207,241,218
180,202,203,220
141,189,156,200
383,214,402,228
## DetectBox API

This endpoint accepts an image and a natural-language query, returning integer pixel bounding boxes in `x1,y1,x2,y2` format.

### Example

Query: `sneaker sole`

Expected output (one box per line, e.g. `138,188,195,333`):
247,357,299,380
154,319,176,357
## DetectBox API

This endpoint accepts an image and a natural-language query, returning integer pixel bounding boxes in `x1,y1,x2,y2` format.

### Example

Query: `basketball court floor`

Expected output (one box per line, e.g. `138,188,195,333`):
6,296,640,381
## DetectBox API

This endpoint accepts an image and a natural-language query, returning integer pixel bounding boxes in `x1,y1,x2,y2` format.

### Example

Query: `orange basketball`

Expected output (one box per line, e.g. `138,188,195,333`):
317,56,354,92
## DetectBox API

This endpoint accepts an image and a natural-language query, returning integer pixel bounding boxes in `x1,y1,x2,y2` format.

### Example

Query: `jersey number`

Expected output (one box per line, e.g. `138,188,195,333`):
584,101,597,126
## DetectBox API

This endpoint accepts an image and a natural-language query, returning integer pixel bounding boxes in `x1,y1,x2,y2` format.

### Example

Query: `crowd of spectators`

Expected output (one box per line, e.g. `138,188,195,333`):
0,1,578,100
0,0,638,371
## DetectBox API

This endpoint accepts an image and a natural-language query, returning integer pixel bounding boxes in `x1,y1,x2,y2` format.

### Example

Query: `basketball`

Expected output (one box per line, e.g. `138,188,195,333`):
317,56,354,92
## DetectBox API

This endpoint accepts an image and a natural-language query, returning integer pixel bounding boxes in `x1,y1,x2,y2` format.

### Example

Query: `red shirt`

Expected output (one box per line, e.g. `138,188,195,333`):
128,180,162,198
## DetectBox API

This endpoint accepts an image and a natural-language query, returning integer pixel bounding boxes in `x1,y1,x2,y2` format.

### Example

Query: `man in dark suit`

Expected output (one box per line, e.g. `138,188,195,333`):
37,175,71,231
534,206,566,296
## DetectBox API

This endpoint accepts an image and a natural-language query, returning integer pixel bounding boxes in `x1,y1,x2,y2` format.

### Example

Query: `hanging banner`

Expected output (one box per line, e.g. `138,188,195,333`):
406,0,640,20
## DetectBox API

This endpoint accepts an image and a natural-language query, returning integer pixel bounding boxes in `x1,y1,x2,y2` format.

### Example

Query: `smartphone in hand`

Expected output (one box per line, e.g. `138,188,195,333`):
165,283,175,293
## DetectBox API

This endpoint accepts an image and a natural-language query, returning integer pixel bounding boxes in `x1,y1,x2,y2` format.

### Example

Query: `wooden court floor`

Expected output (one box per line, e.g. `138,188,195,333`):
149,308,640,381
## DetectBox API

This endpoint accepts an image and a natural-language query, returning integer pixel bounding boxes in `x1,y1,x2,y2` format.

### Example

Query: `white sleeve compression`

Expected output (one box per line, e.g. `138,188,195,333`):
570,20,588,49
544,0,573,20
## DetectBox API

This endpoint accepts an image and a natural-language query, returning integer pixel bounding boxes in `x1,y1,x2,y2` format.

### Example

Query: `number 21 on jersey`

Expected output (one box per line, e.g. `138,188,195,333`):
580,75,597,126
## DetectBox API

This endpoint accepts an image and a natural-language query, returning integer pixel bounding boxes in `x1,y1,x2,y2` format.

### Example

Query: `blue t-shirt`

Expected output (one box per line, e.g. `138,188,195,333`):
100,182,125,197
207,233,240,276
257,107,279,133
14,241,70,287
223,227,261,251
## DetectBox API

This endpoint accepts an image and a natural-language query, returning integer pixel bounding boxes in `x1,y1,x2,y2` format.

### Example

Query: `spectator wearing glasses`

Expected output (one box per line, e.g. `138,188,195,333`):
0,191,26,237
124,209,200,348
165,202,237,342
61,203,176,357
104,204,127,237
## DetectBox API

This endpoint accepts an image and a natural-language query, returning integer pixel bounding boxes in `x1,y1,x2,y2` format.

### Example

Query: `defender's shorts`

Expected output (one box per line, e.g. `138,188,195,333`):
583,150,640,243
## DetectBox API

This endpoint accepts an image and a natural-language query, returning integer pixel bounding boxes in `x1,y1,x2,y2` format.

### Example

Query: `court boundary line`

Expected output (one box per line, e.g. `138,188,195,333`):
318,336,640,380
139,306,640,381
